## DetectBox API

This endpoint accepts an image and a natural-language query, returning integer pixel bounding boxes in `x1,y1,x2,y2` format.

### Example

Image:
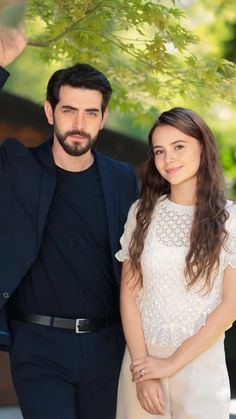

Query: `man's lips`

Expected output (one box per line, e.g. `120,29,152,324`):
68,134,88,141
165,166,182,174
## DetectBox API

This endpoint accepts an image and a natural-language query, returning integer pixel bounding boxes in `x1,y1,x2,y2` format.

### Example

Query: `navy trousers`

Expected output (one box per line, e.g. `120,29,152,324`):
9,320,125,419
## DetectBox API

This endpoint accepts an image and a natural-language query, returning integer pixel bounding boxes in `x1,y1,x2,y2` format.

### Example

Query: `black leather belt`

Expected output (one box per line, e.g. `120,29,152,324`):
14,311,120,333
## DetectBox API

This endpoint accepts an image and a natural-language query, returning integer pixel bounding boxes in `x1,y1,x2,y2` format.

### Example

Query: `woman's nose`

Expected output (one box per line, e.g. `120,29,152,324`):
165,152,175,163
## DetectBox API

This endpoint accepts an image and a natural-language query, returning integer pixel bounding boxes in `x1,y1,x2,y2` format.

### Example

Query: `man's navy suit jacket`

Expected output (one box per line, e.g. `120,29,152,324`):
0,68,138,350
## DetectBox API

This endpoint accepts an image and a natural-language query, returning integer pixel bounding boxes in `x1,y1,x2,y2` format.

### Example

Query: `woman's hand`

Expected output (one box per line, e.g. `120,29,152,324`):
136,379,165,415
131,355,176,383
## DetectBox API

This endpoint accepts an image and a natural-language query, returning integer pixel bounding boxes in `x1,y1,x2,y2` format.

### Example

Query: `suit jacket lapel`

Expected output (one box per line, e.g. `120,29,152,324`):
94,150,120,281
30,139,57,243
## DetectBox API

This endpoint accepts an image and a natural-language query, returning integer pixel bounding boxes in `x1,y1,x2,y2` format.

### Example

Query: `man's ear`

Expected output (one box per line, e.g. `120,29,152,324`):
44,101,54,125
100,107,108,130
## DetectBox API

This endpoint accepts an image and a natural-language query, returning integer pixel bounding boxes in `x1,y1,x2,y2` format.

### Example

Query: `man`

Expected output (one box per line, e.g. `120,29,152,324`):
0,24,138,419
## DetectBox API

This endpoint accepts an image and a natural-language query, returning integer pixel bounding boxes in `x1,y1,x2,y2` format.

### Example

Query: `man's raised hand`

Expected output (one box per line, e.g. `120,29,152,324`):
0,1,26,67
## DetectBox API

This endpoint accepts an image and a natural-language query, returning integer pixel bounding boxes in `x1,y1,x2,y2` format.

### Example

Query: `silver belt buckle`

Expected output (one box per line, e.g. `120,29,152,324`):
75,318,88,333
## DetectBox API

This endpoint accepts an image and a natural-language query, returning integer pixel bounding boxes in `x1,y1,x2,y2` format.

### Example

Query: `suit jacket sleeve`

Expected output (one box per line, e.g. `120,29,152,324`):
0,66,10,89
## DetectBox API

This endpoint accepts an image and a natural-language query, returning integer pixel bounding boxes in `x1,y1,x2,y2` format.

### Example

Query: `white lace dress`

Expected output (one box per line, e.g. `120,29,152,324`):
115,196,236,419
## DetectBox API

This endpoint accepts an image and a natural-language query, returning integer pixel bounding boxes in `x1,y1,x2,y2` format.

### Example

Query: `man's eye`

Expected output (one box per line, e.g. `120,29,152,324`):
87,112,98,117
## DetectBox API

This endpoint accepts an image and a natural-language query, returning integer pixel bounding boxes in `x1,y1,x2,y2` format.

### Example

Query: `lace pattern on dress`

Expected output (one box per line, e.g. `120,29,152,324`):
137,291,220,347
117,197,236,347
223,225,236,269
155,204,193,247
115,200,139,262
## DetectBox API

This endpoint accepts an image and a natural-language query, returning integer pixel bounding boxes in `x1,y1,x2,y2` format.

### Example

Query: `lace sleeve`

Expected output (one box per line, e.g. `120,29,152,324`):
224,202,236,269
115,200,139,262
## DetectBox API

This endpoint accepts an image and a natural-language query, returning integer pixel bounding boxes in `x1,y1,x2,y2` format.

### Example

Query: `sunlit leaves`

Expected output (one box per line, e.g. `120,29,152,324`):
3,0,234,195
23,0,236,123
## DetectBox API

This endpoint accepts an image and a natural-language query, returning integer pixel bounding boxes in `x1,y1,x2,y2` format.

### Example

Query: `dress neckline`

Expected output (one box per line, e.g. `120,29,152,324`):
159,195,195,214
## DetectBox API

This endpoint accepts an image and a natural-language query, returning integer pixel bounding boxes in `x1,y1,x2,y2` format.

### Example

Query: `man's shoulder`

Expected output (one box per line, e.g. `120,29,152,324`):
0,138,36,175
94,149,134,172
1,138,52,168
28,138,52,155
1,137,27,155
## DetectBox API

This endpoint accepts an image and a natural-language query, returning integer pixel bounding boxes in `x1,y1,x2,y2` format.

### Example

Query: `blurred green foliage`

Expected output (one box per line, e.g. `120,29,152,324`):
3,0,236,197
180,0,236,198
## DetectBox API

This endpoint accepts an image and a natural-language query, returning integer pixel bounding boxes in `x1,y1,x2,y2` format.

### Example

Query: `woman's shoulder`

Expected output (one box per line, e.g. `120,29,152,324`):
128,199,140,217
225,200,236,215
225,200,236,228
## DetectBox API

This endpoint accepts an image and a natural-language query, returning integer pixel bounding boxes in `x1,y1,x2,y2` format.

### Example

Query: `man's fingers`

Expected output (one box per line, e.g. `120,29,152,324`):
0,1,26,28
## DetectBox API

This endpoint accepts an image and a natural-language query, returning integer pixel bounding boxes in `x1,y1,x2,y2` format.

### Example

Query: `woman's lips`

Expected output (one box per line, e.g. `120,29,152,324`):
165,166,182,174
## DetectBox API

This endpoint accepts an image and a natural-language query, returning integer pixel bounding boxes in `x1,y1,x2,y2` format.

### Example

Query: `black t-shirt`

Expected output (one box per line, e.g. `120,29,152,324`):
11,161,119,317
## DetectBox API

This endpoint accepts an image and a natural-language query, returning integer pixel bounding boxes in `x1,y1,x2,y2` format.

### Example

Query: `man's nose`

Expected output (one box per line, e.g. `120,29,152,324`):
72,113,86,130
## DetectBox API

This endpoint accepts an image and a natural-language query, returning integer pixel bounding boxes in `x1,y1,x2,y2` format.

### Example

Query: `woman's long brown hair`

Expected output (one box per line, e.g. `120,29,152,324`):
129,107,228,291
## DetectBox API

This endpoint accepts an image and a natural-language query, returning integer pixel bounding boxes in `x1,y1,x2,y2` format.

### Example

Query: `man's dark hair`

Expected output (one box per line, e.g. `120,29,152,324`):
46,63,112,114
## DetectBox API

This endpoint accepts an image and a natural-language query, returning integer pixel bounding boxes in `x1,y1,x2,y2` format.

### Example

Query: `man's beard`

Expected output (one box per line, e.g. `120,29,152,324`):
54,125,98,157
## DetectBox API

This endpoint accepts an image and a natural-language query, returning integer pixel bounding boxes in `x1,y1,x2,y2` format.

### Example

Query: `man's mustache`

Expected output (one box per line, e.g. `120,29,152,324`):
64,130,91,140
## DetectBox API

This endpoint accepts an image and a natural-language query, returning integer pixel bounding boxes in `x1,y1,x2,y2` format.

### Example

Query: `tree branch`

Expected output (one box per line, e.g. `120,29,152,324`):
27,0,106,47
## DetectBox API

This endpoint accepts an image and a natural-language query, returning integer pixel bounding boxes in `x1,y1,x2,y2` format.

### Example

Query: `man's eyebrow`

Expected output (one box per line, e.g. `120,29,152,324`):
61,105,78,111
85,108,101,112
61,105,101,112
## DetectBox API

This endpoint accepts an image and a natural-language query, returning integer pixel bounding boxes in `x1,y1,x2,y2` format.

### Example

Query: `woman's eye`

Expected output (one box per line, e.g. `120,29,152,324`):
154,150,163,155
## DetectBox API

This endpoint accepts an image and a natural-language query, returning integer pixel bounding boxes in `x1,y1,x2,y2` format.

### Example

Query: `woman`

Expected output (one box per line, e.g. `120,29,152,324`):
116,107,236,419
